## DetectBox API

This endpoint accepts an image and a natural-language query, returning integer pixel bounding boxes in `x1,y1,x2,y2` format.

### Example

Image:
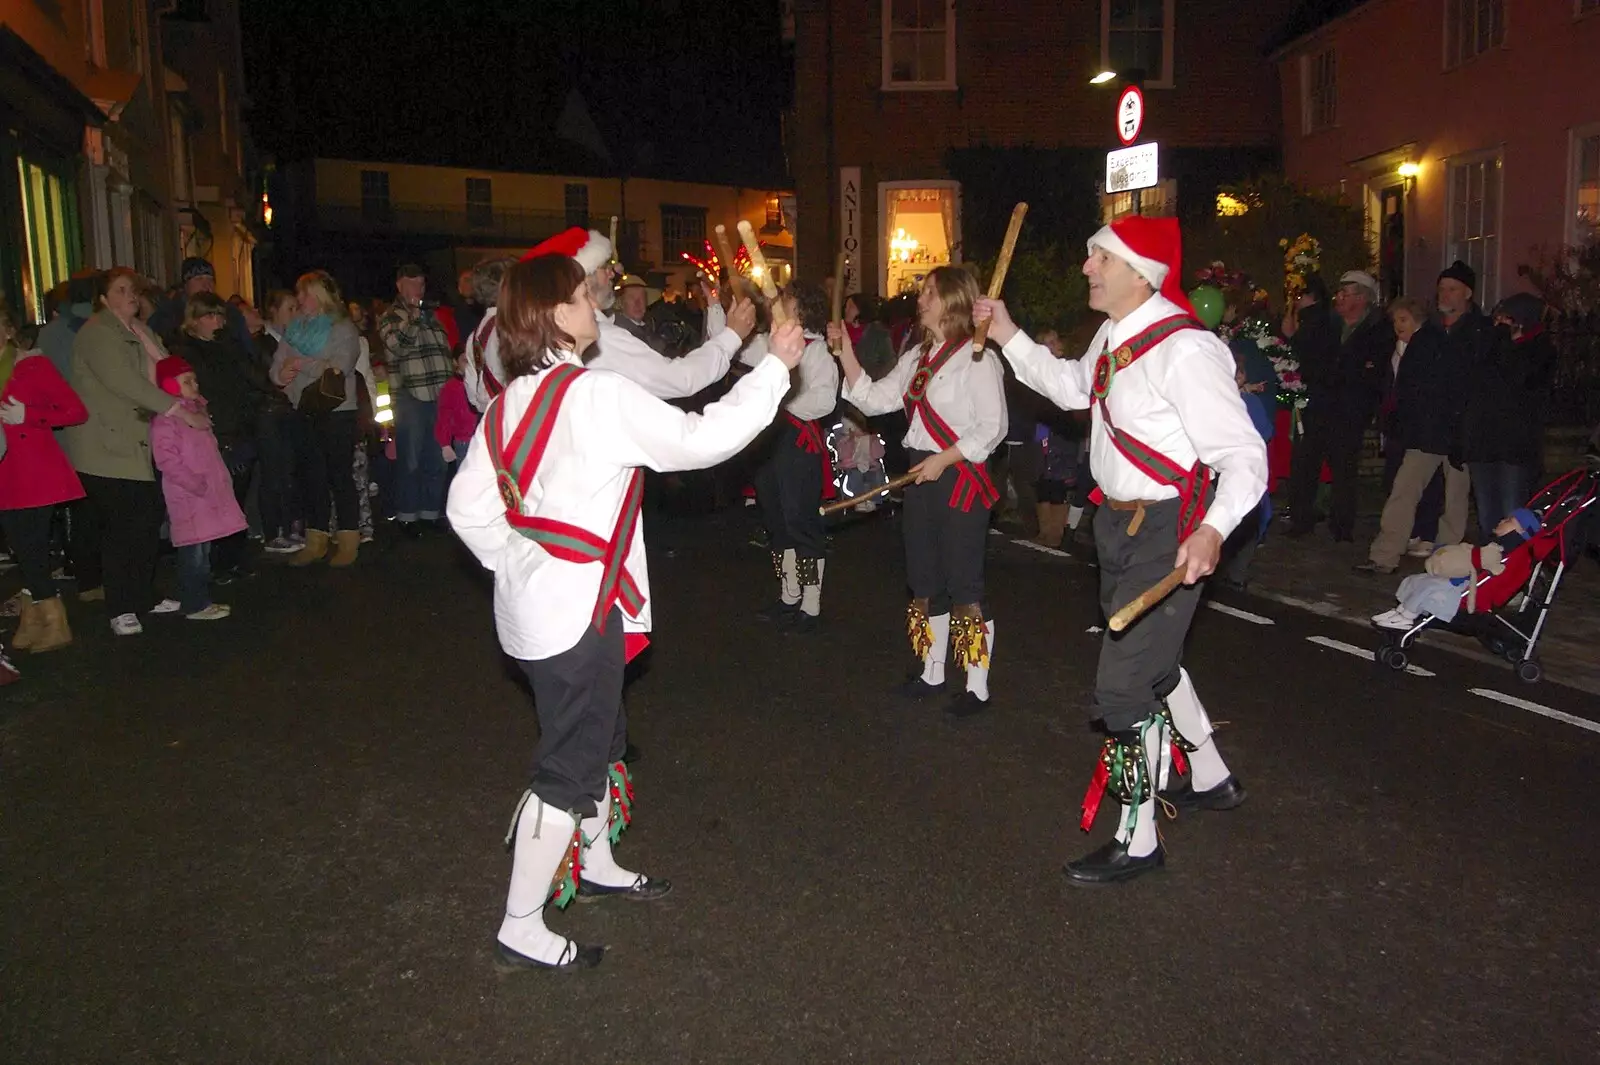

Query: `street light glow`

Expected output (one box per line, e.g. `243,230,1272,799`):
1397,162,1421,179
1090,70,1118,84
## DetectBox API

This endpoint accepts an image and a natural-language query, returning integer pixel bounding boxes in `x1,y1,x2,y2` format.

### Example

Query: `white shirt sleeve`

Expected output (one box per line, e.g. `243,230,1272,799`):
956,352,1007,463
446,417,508,572
1001,330,1095,412
737,332,771,369
787,337,841,420
843,347,918,415
705,301,727,340
590,319,740,399
1159,334,1270,540
588,356,792,473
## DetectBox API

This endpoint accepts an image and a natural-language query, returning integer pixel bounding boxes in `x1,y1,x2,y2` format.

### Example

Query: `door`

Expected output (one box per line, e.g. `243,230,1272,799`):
1379,184,1405,300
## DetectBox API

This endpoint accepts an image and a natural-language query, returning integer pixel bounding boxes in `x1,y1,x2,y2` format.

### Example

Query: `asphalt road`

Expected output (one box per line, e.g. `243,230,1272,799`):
4,510,1597,1065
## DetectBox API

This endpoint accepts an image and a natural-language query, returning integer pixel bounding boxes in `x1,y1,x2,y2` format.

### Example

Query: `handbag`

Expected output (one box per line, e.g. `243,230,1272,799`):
298,366,346,417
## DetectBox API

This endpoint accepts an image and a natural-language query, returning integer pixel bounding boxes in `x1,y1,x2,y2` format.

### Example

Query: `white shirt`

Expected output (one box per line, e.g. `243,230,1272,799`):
462,308,501,413
843,338,1007,463
447,351,793,661
740,333,840,422
1000,293,1269,540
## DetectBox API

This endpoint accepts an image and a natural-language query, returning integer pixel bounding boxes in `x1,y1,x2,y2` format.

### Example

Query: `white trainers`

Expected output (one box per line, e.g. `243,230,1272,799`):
263,536,298,554
149,599,182,615
186,603,231,621
110,613,144,636
1372,607,1421,631
1407,540,1435,558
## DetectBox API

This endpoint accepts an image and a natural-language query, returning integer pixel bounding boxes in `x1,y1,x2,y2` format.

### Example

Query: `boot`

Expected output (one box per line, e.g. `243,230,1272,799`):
496,794,604,972
1034,504,1067,548
288,529,330,567
575,792,672,902
10,592,39,650
26,596,72,654
327,530,360,568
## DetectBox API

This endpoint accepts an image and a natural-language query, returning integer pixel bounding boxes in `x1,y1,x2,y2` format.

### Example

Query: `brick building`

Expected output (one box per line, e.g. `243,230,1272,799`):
788,0,1298,297
1273,0,1600,306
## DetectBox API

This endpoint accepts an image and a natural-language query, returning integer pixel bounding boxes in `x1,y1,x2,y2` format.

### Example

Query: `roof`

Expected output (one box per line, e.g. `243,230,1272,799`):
1267,0,1372,56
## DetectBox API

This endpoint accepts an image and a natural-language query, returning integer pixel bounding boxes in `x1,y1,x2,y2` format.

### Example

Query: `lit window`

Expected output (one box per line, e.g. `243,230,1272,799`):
1573,130,1600,244
1102,0,1175,88
1445,0,1504,68
1301,49,1337,134
15,158,80,325
882,0,956,90
660,205,707,261
1447,152,1502,302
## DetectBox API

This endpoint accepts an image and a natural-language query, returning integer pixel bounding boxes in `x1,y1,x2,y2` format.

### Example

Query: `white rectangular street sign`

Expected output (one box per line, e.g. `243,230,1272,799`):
1105,142,1159,194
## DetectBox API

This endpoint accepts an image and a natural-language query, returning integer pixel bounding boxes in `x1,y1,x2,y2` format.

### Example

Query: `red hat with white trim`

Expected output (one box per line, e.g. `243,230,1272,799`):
1086,215,1195,316
520,226,613,272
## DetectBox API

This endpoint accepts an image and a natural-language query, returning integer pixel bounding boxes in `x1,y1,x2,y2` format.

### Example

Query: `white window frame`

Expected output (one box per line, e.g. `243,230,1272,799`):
1443,0,1505,70
880,0,957,92
876,179,961,296
1101,0,1176,90
1567,122,1600,245
1444,147,1505,305
1299,47,1337,134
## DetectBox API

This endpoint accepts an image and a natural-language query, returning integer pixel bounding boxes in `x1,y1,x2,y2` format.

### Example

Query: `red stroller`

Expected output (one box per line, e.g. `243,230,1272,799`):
1374,457,1600,683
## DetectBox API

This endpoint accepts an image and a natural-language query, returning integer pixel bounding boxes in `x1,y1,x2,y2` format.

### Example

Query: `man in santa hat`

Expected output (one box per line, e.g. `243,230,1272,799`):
975,215,1268,885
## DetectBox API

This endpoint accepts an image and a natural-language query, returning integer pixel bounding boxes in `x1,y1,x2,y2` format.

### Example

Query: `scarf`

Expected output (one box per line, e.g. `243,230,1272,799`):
284,314,333,356
0,342,16,395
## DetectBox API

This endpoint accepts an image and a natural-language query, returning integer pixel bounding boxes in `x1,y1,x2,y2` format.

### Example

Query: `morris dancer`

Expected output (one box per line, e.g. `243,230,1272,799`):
829,266,1006,716
976,216,1268,884
448,254,805,971
745,281,839,631
461,256,515,413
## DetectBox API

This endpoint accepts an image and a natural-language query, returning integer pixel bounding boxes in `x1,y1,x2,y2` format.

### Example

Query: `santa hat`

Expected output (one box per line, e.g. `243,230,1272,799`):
1086,216,1195,316
520,226,613,273
156,356,194,397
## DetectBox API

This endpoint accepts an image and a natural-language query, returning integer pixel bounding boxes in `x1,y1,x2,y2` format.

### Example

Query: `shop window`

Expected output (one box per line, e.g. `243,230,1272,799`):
882,184,958,296
1102,0,1174,88
1572,128,1600,245
15,157,80,325
883,0,955,90
1447,151,1501,303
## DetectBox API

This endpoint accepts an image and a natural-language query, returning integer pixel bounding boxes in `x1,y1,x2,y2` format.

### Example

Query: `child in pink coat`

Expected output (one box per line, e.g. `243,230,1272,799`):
151,357,246,620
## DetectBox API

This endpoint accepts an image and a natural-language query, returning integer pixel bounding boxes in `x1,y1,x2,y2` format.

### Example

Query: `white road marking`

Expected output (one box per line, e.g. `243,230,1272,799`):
1260,592,1348,618
1306,635,1437,677
1014,540,1072,558
1087,626,1104,634
988,528,1005,537
1206,601,1275,625
1467,688,1600,735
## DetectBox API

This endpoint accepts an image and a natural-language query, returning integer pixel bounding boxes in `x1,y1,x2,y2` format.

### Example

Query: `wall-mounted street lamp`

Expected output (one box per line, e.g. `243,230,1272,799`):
1397,162,1421,179
1089,70,1118,84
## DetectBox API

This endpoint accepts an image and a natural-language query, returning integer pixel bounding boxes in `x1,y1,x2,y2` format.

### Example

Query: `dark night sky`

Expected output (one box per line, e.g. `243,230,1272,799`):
240,0,790,185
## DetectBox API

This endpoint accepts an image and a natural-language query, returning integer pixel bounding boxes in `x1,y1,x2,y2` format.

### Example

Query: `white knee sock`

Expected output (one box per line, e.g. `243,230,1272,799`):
1167,668,1231,791
1111,719,1164,858
963,620,995,701
921,613,950,686
1068,505,1085,529
800,559,824,617
579,795,640,889
780,549,800,605
498,796,580,966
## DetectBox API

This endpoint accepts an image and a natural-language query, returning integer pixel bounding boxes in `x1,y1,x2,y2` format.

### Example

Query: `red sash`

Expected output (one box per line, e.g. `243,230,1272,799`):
784,412,838,500
473,316,503,398
486,363,647,654
901,339,999,512
1087,315,1214,539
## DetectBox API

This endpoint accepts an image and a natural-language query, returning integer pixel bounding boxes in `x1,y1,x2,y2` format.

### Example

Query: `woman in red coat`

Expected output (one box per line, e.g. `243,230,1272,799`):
0,306,89,653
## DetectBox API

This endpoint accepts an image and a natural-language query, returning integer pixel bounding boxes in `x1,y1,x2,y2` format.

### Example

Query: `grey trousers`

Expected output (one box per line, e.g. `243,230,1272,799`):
1092,497,1200,732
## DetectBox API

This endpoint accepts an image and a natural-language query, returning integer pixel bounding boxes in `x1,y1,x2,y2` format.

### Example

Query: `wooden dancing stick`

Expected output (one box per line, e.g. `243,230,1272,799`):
712,224,750,302
737,220,788,326
829,252,847,353
608,215,619,265
820,469,921,516
970,202,1029,351
1108,565,1188,633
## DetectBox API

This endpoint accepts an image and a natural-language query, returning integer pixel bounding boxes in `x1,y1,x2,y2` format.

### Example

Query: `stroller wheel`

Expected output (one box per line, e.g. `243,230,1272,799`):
1515,660,1544,685
1385,648,1409,672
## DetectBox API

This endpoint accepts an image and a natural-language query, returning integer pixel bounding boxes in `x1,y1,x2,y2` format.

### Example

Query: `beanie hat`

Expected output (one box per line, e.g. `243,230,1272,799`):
180,257,215,284
521,226,613,273
1509,507,1541,540
156,356,194,397
1493,292,1546,333
1439,259,1476,293
1086,216,1195,316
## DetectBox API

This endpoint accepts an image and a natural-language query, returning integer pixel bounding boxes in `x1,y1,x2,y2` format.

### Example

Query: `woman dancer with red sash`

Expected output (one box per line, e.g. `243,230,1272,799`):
830,266,1006,716
448,255,805,972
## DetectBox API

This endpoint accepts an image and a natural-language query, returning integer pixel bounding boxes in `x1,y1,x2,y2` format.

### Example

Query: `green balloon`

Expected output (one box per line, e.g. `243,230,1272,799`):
1189,285,1225,329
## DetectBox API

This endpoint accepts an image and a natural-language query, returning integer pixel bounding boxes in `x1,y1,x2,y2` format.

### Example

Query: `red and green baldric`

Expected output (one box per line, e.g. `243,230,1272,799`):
472,316,503,398
902,339,999,512
486,362,645,632
784,412,837,500
1089,314,1215,540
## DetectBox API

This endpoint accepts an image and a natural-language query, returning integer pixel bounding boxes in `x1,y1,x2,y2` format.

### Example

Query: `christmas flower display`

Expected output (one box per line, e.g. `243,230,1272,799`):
1280,233,1322,301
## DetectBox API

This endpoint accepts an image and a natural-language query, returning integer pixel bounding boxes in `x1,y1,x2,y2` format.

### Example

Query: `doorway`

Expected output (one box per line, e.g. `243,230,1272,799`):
1378,184,1405,300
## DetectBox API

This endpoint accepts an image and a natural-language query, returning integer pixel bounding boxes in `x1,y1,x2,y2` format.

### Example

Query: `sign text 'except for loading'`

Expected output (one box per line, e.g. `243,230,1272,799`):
1116,85,1144,145
1105,142,1159,194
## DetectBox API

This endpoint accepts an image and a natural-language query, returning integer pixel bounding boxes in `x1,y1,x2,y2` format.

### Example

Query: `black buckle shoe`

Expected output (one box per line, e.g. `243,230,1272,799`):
786,612,820,634
493,938,605,973
946,690,990,718
893,674,945,699
1159,775,1247,812
1063,838,1165,886
575,875,673,903
756,601,799,624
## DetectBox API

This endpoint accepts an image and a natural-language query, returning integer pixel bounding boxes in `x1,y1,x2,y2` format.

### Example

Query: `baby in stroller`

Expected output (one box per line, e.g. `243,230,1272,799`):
1372,508,1541,630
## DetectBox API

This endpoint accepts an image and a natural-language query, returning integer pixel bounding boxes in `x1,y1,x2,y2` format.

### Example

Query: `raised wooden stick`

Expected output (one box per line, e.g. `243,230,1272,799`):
712,224,750,302
970,202,1029,350
1108,565,1188,632
829,252,847,352
737,220,787,326
608,215,619,266
820,469,920,516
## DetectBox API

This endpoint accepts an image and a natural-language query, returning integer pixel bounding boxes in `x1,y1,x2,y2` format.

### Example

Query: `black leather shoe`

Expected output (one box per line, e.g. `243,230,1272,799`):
575,875,673,903
1160,775,1247,812
1063,838,1165,886
399,521,423,540
786,612,820,634
946,690,991,718
755,601,798,623
493,938,605,973
621,741,641,765
893,674,945,699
